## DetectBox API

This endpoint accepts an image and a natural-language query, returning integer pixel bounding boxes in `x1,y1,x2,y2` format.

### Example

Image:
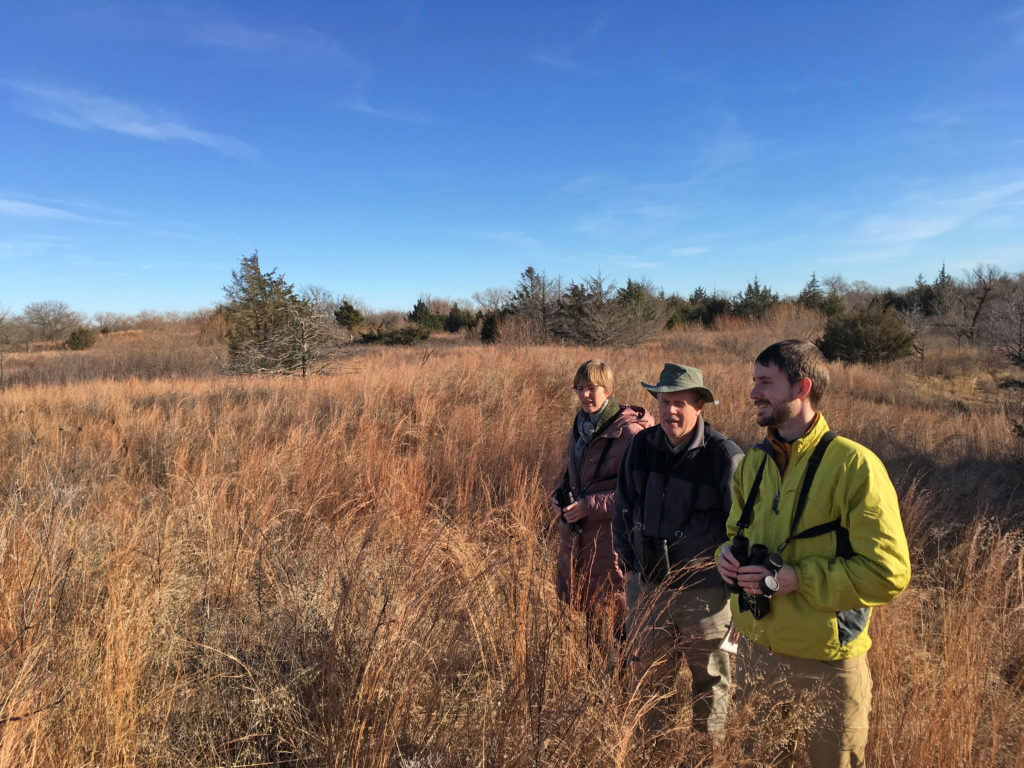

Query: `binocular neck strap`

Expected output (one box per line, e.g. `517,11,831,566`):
786,430,837,530
736,454,769,532
736,430,839,542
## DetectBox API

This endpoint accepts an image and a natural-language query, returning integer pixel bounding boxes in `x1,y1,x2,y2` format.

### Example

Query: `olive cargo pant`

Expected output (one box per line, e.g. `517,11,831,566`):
624,576,732,734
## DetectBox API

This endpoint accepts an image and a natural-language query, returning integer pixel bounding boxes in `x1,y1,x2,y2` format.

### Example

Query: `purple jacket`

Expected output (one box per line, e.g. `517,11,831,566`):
554,400,654,610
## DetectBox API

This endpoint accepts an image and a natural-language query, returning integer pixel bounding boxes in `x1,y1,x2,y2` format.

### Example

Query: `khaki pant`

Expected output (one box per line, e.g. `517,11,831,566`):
737,639,872,768
624,577,732,734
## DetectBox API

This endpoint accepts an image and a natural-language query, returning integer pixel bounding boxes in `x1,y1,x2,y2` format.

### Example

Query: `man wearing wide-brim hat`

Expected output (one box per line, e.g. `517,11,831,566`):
613,363,743,739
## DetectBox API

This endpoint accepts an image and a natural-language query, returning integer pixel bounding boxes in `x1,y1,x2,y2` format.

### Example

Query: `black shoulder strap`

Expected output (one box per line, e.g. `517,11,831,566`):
788,520,853,558
736,454,769,531
737,430,838,539
780,430,838,551
788,430,837,537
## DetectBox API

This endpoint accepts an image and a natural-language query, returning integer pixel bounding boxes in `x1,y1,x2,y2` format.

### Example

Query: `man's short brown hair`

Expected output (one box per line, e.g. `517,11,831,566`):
755,340,830,408
574,359,613,393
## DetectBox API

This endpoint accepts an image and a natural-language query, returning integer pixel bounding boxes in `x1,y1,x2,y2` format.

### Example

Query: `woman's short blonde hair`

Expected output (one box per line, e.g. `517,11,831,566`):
573,359,613,393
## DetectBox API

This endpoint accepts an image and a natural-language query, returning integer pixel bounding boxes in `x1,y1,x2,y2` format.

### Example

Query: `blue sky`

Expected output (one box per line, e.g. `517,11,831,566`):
2,2,1023,316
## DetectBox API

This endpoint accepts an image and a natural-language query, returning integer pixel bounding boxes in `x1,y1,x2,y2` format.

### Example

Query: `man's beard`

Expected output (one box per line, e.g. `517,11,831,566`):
755,399,790,428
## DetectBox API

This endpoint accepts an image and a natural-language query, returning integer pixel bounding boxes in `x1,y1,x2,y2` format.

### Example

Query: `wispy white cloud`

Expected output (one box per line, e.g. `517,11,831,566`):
530,52,587,73
188,15,421,123
909,108,965,127
188,15,422,123
860,215,959,244
193,21,283,51
192,20,352,63
0,190,220,248
566,176,693,239
0,198,92,221
669,246,709,256
0,234,77,260
345,73,431,123
530,11,613,74
692,117,757,176
1002,7,1024,43
575,204,687,238
565,118,758,233
563,174,616,195
7,82,260,158
452,229,541,249
857,178,1024,245
480,230,541,247
0,189,134,220
634,203,684,221
955,179,1024,209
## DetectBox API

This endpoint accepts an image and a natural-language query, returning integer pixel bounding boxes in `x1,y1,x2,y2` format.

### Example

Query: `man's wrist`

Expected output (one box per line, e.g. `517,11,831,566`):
777,564,799,595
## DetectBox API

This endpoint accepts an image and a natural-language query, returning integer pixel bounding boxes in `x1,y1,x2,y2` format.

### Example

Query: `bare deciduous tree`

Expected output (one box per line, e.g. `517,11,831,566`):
993,276,1024,369
92,312,131,333
934,264,1008,347
822,273,849,297
472,287,512,314
22,300,84,342
300,284,344,318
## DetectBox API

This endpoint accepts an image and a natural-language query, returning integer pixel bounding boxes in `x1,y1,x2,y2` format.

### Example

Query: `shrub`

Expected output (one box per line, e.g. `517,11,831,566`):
732,277,779,320
359,325,430,346
818,302,915,364
66,327,98,350
334,300,365,330
480,314,501,344
669,287,732,328
444,304,477,333
407,299,444,332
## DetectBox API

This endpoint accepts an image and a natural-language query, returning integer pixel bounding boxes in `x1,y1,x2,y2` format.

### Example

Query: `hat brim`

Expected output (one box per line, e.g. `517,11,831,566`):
641,382,718,405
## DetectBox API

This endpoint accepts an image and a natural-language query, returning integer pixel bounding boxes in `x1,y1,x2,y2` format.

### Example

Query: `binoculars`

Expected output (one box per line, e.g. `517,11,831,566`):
554,488,584,533
633,533,671,583
728,533,783,620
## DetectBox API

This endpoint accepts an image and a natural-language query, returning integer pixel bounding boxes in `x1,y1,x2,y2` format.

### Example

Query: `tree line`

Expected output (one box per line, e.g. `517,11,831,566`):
2,253,1022,377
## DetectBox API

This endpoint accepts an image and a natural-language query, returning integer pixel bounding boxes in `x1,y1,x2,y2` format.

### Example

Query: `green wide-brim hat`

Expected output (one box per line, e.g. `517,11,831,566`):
641,363,718,404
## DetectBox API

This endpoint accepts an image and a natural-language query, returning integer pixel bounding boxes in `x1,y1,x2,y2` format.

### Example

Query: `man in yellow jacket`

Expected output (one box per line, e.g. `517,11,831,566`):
717,340,911,768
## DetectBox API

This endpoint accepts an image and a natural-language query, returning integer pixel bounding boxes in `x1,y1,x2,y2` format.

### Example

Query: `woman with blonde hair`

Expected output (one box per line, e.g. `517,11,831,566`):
551,360,654,637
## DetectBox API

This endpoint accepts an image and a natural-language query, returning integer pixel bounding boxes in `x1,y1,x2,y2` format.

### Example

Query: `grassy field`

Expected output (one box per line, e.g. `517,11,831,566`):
1,321,1022,767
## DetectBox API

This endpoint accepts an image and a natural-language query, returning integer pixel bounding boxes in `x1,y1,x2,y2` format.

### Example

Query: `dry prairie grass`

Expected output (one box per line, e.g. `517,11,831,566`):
0,326,1022,766
1,325,227,387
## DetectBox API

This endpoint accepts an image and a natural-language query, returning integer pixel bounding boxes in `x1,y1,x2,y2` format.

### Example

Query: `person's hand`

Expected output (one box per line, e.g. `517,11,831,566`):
717,544,740,586
735,564,799,596
560,500,588,524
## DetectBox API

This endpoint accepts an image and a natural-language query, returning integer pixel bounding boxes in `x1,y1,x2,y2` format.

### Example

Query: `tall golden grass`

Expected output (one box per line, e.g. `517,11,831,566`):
0,326,1022,766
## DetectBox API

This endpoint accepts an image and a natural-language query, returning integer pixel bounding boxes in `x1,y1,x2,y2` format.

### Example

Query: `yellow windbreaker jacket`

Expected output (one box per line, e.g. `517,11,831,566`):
724,414,911,660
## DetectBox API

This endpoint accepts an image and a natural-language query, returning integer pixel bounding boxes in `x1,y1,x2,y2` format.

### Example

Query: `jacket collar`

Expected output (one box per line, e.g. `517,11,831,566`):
655,414,705,455
573,396,622,440
756,412,828,462
593,396,621,435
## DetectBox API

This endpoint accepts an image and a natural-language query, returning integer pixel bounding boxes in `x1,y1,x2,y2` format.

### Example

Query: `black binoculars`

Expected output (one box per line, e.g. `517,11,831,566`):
633,533,671,583
554,488,583,533
728,533,783,620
